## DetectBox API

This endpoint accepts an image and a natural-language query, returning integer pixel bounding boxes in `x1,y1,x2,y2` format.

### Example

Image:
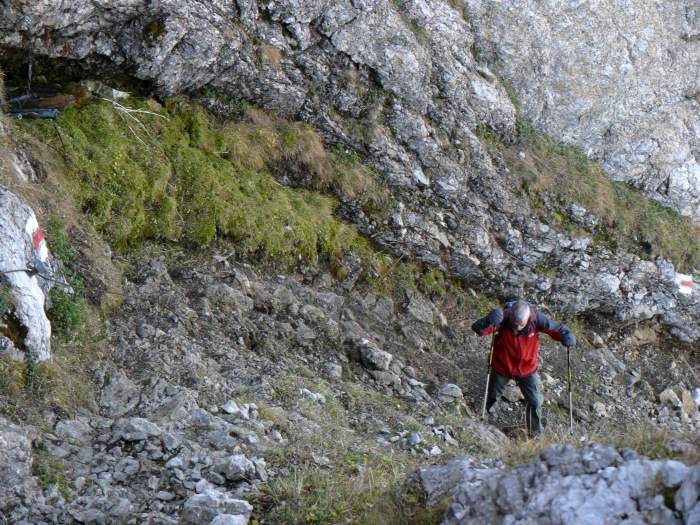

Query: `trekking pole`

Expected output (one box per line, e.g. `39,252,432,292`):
567,345,573,435
481,332,496,421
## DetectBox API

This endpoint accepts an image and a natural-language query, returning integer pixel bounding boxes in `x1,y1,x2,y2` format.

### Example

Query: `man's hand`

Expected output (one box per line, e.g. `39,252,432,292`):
471,308,504,335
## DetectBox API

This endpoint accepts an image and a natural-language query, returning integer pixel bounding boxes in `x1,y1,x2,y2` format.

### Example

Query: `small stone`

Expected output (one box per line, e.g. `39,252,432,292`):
408,432,423,446
165,457,184,469
542,373,558,386
74,477,86,492
430,446,442,456
212,454,255,481
660,388,682,408
181,490,253,524
438,384,463,403
220,401,239,415
681,391,696,418
156,491,175,501
593,402,608,417
312,454,330,467
323,363,343,380
161,433,182,452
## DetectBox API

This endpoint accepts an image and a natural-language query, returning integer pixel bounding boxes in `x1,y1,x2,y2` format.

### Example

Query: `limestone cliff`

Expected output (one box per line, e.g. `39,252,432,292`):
0,0,699,345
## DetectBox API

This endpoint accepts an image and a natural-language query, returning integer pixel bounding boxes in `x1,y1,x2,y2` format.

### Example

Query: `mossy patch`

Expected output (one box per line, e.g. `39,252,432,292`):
142,19,167,47
15,98,393,270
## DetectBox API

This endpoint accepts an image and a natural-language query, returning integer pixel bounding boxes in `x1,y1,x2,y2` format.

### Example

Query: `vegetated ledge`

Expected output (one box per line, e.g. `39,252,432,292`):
12,96,372,263
491,122,700,274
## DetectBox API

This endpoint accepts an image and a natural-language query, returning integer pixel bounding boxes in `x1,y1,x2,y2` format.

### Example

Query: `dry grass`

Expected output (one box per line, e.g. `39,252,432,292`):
260,43,283,67
502,422,700,468
504,131,615,221
503,128,700,271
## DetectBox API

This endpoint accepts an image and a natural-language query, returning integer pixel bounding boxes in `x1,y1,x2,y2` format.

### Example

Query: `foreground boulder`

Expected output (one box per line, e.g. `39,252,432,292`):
416,444,700,525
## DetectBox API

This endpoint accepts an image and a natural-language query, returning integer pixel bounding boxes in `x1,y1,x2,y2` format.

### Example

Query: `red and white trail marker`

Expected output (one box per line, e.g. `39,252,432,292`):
675,273,694,296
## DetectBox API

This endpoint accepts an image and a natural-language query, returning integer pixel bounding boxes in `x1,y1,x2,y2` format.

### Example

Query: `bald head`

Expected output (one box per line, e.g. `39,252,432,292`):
510,301,531,331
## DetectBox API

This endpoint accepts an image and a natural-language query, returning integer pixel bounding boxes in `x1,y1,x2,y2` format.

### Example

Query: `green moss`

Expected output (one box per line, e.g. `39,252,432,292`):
17,98,380,268
0,281,14,315
419,267,447,297
142,19,167,47
499,79,521,113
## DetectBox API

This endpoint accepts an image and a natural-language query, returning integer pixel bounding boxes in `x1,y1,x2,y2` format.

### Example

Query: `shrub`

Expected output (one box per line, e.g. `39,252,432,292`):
47,288,86,337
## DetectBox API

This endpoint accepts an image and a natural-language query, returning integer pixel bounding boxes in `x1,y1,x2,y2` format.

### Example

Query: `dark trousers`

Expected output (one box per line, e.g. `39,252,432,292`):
486,369,543,436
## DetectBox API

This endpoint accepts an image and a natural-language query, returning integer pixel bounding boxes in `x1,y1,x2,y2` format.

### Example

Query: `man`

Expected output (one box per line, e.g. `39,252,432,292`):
472,300,575,436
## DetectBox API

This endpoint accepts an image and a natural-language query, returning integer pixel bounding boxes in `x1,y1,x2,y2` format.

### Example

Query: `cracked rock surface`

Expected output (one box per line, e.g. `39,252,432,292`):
416,444,700,525
470,0,700,219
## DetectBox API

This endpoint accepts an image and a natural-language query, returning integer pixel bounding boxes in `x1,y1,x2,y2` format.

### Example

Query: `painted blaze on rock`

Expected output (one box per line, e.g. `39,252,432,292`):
0,185,57,362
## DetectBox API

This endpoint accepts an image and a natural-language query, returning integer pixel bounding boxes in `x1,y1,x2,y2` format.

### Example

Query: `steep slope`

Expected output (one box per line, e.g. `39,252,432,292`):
470,0,700,219
0,2,699,524
2,0,699,342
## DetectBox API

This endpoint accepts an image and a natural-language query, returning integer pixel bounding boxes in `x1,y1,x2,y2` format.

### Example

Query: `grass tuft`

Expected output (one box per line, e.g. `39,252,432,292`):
503,128,700,271
503,424,700,468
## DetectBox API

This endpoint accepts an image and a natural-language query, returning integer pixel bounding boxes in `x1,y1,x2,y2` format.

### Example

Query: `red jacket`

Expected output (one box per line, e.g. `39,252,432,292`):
472,307,575,379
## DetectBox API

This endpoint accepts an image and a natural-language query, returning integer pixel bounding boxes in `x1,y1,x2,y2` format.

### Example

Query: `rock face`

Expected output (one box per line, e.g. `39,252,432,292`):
470,0,700,219
0,418,41,515
0,185,55,361
1,0,699,343
416,444,700,525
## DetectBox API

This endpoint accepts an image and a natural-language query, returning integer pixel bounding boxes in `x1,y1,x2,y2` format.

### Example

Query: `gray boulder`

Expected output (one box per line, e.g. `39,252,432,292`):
212,454,256,481
181,489,253,525
0,423,41,513
440,444,700,525
99,370,141,418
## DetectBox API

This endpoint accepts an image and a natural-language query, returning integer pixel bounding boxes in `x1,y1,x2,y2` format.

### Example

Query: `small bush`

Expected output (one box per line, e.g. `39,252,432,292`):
47,288,86,337
44,216,74,265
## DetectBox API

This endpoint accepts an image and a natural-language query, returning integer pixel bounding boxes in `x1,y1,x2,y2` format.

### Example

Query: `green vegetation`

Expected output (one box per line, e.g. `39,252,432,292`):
16,98,393,271
47,288,86,338
250,369,492,525
44,216,74,266
502,127,700,271
142,19,167,47
446,0,470,21
0,333,99,416
0,281,15,314
499,79,521,113
32,453,75,502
